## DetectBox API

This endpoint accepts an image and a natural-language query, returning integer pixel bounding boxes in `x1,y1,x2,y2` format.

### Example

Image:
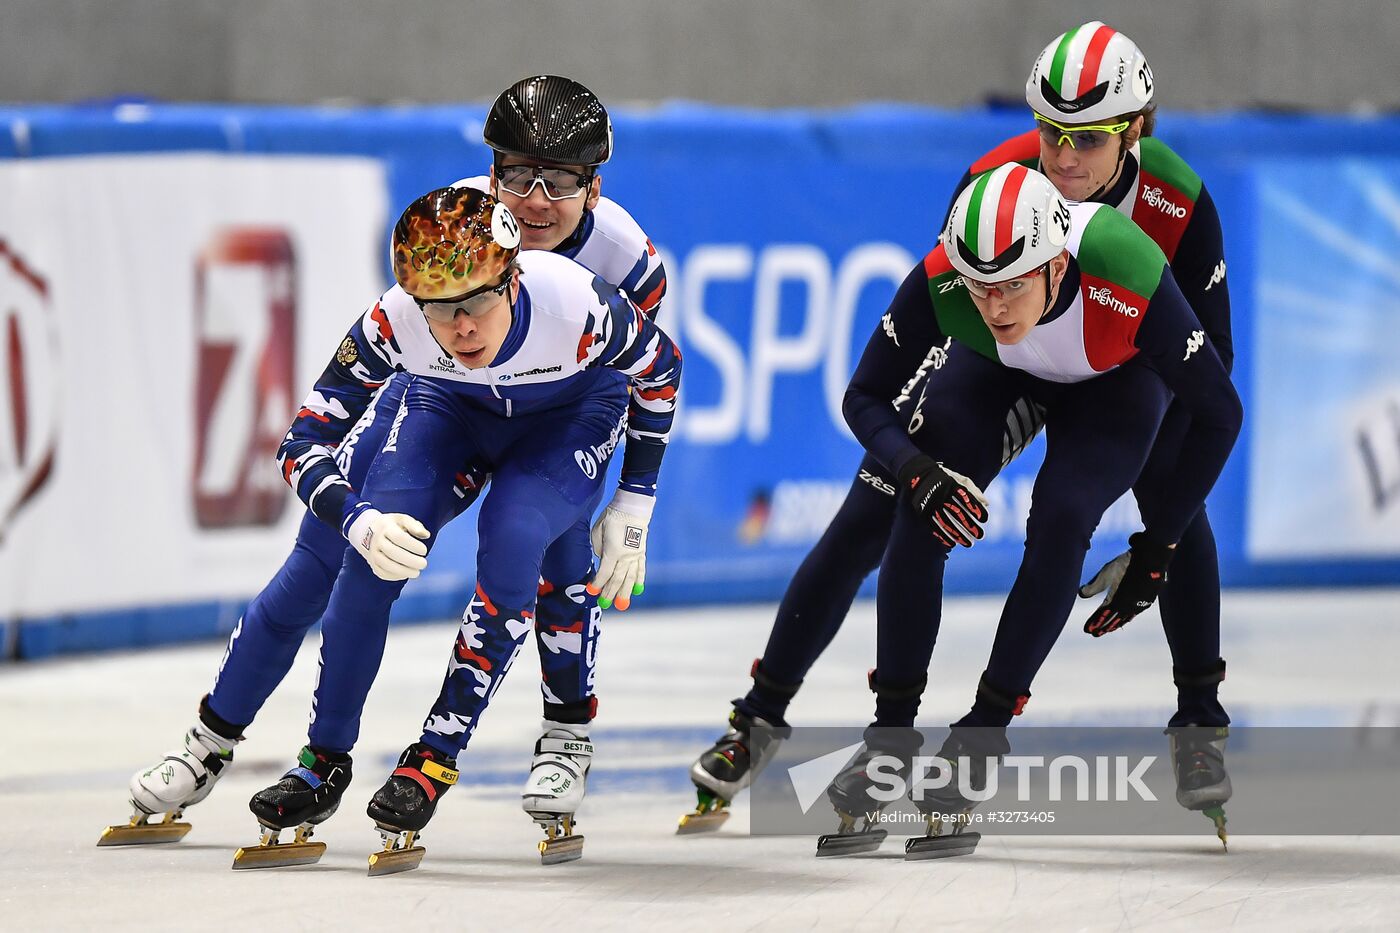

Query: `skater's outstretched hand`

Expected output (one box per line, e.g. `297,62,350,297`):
1078,550,1131,602
1082,532,1173,636
588,490,652,610
896,454,989,549
348,508,430,581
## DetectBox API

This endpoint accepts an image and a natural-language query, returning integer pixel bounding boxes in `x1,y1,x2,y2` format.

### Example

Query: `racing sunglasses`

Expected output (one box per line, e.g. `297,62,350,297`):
493,162,594,200
1033,113,1131,151
416,277,511,323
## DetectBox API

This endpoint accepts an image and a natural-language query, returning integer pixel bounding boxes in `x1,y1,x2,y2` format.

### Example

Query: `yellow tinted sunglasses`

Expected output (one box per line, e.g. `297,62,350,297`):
1033,113,1131,151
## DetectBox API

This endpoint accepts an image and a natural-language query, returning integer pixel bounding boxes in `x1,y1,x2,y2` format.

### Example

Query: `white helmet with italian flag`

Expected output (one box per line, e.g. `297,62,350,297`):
943,164,1070,283
1026,21,1153,124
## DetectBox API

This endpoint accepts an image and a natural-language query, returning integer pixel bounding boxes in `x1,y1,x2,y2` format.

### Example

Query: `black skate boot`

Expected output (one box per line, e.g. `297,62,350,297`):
816,671,927,857
233,746,353,870
680,707,789,835
815,732,921,858
679,659,798,835
365,743,460,876
1167,726,1231,849
905,727,1008,861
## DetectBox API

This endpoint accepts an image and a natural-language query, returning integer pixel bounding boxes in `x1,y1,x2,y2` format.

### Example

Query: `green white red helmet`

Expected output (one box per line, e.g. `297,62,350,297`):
1026,21,1153,125
943,164,1070,283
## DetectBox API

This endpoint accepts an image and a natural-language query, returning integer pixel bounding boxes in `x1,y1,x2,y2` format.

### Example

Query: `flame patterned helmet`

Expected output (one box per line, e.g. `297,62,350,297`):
943,165,1070,283
484,75,612,167
1026,22,1154,125
391,187,522,302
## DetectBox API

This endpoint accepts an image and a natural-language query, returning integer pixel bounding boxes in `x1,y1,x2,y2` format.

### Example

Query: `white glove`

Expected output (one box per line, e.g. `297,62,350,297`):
347,508,430,582
588,490,654,610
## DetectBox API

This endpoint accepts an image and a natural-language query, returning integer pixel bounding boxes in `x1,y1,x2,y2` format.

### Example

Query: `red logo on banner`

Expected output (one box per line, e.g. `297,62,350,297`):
0,239,59,542
192,228,297,528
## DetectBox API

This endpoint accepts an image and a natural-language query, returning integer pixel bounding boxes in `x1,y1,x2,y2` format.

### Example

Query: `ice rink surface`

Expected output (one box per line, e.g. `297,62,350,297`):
3,588,1400,931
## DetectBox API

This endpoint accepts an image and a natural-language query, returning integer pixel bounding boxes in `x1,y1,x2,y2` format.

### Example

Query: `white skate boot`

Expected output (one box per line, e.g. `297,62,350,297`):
521,720,592,865
98,720,239,846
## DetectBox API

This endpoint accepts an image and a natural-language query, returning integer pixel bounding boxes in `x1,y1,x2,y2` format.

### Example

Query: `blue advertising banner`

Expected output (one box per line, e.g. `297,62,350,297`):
1248,160,1400,562
2,102,1398,656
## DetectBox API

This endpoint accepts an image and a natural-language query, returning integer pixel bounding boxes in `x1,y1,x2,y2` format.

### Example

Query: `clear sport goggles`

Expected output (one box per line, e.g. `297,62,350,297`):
963,264,1046,300
416,277,510,322
1033,113,1131,151
493,162,594,200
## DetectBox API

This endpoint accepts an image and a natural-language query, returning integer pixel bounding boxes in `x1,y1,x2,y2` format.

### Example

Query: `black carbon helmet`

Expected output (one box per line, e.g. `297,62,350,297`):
483,75,612,168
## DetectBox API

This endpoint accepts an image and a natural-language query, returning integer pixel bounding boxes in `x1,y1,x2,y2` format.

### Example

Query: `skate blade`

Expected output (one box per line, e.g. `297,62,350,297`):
97,818,192,847
539,833,584,865
676,809,730,835
1204,806,1228,851
815,828,887,857
904,831,981,861
231,840,326,870
367,845,426,876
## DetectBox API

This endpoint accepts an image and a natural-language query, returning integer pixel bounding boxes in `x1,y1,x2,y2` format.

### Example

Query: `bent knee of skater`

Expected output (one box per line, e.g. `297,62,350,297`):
1025,504,1100,548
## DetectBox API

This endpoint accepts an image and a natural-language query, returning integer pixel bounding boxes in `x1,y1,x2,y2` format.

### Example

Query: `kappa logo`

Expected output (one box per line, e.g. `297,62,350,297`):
1183,329,1206,361
1205,260,1227,291
881,312,899,346
1142,186,1188,219
1087,285,1141,318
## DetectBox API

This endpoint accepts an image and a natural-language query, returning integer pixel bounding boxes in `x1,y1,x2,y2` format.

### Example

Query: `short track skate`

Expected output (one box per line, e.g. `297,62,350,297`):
367,824,426,876
364,743,460,876
231,823,327,870
678,706,787,835
676,787,731,835
528,812,584,865
814,742,918,858
103,715,238,847
97,810,193,846
815,810,888,857
1201,805,1228,850
522,727,590,863
232,746,350,869
1168,726,1231,851
904,810,980,861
